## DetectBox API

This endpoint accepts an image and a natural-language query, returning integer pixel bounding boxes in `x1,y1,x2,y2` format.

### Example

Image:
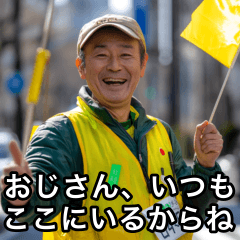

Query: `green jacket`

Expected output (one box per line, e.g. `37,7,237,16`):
1,86,222,223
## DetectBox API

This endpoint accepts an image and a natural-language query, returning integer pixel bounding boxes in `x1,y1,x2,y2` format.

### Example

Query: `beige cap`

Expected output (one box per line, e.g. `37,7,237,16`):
77,14,146,55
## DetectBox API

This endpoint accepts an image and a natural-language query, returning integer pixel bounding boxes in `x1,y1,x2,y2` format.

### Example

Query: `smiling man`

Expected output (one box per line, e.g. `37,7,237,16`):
1,14,224,240
78,27,147,122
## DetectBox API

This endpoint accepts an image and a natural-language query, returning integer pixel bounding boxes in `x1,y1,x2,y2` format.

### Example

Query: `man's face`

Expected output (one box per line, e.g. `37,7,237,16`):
78,28,148,108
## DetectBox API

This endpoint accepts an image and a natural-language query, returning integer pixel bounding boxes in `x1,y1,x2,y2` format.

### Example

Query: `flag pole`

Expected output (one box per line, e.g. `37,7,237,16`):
208,44,240,123
193,44,240,162
22,0,54,155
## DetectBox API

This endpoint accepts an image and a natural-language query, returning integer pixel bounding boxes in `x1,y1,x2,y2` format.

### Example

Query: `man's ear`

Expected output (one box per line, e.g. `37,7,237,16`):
76,57,86,79
140,53,148,78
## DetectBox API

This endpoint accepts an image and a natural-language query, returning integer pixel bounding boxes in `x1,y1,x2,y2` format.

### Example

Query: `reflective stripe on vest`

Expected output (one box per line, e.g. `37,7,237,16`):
43,97,193,240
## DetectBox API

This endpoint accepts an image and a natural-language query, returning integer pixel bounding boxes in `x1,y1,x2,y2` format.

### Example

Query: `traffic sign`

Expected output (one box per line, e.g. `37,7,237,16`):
134,0,148,47
6,73,24,94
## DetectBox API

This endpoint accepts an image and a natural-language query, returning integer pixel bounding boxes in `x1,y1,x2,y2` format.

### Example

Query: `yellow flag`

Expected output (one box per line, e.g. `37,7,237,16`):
29,125,39,141
27,48,51,104
181,0,240,68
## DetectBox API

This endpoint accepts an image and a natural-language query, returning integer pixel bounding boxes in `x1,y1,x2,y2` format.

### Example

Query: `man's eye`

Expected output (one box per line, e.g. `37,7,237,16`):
122,54,131,57
97,54,107,57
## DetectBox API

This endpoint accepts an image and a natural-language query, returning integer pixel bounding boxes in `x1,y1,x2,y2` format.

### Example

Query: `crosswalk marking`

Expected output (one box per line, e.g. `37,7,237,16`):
193,227,239,240
234,227,240,235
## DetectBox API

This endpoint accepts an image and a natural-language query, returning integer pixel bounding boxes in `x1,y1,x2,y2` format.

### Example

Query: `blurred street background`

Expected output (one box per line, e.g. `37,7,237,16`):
0,0,240,239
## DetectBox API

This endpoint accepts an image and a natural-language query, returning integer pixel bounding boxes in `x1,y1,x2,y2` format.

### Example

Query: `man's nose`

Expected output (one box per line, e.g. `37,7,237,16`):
106,55,122,72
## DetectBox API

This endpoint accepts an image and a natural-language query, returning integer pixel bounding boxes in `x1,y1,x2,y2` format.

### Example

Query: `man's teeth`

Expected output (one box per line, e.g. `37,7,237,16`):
103,79,126,84
104,78,125,82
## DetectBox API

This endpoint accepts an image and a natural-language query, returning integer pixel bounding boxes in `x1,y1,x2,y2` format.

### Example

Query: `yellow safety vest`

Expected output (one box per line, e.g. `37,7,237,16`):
43,97,193,240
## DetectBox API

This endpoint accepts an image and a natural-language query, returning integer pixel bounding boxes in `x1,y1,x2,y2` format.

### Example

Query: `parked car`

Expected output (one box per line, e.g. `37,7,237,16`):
217,154,238,203
0,128,20,189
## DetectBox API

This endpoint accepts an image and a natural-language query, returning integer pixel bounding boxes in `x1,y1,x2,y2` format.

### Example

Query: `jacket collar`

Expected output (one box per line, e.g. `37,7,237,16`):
78,85,155,129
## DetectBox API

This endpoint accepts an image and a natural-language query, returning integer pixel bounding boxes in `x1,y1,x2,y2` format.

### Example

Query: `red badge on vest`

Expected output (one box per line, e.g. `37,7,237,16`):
159,148,165,156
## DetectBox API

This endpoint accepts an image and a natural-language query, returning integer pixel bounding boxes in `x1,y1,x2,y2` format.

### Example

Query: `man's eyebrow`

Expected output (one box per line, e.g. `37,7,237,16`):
94,44,107,49
120,44,133,49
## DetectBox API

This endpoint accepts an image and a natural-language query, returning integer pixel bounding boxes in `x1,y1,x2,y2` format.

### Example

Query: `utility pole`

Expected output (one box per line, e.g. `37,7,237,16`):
170,0,180,127
13,0,23,145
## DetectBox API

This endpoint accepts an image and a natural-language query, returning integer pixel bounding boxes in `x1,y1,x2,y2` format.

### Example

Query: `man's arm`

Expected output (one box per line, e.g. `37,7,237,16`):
1,115,83,224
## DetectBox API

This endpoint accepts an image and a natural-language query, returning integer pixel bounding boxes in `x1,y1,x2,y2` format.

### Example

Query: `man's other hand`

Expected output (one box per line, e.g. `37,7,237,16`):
1,140,34,206
194,121,223,168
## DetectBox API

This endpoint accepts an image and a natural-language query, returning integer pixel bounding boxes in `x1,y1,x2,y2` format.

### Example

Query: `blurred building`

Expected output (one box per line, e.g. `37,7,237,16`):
0,0,239,158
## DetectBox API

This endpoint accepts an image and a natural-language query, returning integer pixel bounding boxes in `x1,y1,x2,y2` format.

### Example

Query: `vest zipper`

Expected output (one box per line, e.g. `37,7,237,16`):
138,123,156,161
138,122,157,193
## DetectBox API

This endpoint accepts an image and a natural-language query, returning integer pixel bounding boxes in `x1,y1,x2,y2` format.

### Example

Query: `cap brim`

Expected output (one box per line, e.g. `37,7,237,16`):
79,23,140,50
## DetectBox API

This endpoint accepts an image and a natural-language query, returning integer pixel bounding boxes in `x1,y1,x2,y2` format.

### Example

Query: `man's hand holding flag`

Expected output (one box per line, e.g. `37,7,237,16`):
181,0,240,164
